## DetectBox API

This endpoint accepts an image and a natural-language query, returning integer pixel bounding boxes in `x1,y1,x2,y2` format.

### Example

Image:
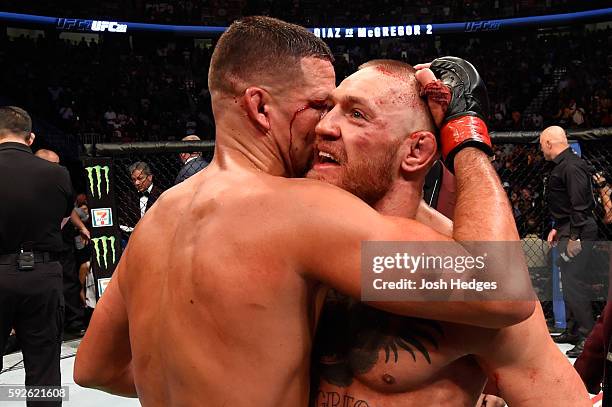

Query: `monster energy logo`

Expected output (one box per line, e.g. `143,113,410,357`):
91,236,117,269
85,165,110,198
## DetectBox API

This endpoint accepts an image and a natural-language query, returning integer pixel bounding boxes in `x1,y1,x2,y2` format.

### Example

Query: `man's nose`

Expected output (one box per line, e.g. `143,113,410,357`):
315,109,340,141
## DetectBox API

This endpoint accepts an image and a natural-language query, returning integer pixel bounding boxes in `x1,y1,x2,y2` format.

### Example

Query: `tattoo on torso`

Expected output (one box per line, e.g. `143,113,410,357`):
312,290,444,387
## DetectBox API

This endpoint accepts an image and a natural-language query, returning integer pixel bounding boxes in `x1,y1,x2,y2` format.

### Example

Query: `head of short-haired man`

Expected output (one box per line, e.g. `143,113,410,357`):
0,106,35,146
539,125,569,161
35,149,60,163
208,16,335,177
129,161,153,193
179,134,202,164
306,60,437,212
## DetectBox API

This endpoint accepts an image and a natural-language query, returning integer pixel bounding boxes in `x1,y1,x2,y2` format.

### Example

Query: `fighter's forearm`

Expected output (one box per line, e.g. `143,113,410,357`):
453,149,517,242
451,149,534,324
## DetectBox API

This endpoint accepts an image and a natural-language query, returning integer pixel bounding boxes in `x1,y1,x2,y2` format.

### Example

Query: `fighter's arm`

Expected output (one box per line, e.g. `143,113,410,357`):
73,262,136,397
293,179,533,328
470,304,591,406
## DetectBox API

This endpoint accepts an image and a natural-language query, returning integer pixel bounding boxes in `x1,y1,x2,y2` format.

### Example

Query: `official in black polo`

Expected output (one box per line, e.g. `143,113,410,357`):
0,106,73,406
540,125,598,359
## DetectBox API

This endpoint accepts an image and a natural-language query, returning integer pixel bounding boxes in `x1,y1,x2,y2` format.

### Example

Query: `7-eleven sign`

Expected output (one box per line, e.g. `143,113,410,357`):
91,208,113,227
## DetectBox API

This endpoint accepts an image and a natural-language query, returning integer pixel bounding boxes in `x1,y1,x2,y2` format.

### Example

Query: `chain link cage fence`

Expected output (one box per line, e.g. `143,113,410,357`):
84,142,214,237
84,128,612,321
490,128,612,320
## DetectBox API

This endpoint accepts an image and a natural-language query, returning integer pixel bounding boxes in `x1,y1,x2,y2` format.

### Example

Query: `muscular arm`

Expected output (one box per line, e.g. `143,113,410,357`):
73,262,137,397
296,150,535,328
471,304,591,406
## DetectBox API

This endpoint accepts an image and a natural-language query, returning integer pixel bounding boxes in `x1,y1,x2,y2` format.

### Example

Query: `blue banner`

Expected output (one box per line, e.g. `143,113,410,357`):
0,8,610,37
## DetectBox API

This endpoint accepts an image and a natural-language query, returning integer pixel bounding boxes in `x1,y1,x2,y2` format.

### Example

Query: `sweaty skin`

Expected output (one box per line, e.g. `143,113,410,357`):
74,54,534,406
311,64,590,407
313,300,590,407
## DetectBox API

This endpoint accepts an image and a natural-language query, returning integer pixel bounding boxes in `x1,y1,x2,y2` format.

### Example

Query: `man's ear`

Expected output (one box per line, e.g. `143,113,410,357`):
26,132,35,147
400,131,438,176
243,87,271,132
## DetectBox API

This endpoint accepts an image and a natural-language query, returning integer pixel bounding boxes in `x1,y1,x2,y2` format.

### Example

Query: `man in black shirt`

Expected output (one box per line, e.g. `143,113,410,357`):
0,106,74,406
540,125,598,358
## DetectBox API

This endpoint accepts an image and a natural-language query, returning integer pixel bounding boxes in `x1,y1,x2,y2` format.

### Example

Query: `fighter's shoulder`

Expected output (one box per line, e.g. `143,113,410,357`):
275,176,371,209
148,183,185,210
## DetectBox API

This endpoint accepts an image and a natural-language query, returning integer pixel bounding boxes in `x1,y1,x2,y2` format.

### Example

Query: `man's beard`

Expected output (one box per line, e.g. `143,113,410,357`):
309,140,399,206
340,148,397,206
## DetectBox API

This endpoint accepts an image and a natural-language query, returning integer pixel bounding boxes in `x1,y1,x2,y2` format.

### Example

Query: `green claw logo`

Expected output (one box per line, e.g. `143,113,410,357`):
85,165,110,198
91,236,117,269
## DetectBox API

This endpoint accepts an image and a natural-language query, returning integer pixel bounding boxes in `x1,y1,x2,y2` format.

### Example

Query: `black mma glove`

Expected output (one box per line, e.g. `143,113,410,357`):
428,56,493,172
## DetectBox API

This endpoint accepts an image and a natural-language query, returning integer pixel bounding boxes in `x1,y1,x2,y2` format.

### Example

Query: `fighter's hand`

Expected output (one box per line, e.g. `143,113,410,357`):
547,228,558,247
415,64,448,128
419,56,493,173
567,239,582,257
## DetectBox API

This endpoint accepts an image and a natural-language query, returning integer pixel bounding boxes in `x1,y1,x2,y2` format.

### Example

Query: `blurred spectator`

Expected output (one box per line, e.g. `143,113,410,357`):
174,135,209,185
521,217,550,299
73,194,92,306
119,161,164,235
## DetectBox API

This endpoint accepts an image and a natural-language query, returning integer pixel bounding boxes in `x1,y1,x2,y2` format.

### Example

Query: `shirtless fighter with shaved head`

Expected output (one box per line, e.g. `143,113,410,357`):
75,17,534,406
310,60,590,407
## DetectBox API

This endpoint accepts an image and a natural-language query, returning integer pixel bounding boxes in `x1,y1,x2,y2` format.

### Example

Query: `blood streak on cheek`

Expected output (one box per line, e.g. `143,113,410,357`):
288,104,310,167
421,80,451,112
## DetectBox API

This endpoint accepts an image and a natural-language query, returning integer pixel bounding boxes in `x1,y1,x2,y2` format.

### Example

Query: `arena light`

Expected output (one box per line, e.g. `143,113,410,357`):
0,8,610,37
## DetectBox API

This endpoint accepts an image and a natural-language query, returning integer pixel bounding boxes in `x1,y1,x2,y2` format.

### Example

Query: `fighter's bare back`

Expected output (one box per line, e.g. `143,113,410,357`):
115,167,335,406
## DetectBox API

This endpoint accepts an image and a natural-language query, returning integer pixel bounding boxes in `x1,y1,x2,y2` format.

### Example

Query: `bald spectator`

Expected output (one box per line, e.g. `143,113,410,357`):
174,135,209,185
36,148,90,336
35,148,90,239
35,148,60,163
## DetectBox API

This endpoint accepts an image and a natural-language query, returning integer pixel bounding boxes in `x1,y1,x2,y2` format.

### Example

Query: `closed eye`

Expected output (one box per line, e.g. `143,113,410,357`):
309,101,330,111
310,101,333,119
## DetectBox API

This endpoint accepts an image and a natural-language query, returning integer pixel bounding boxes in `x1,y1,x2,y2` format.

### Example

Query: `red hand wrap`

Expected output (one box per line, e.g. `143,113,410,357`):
440,116,491,160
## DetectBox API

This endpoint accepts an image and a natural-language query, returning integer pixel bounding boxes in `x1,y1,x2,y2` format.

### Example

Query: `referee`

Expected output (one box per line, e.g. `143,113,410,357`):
540,125,598,359
0,106,73,406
